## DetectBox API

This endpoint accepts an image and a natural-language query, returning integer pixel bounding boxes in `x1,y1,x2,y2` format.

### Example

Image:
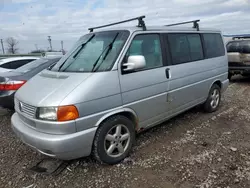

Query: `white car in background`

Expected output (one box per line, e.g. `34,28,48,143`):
0,57,40,73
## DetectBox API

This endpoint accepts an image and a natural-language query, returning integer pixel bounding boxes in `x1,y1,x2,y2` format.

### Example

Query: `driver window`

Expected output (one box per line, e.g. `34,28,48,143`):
125,34,163,70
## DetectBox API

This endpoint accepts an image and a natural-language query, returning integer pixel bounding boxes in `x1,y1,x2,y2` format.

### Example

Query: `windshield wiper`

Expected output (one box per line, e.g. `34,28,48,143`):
58,34,95,71
91,33,119,72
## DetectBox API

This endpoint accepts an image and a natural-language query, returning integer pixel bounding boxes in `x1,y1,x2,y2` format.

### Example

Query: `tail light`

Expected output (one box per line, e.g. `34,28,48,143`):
0,80,26,91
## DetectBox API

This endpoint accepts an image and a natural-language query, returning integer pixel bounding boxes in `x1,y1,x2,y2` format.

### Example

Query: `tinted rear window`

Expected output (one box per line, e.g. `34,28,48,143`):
227,40,250,53
0,59,35,69
203,33,225,58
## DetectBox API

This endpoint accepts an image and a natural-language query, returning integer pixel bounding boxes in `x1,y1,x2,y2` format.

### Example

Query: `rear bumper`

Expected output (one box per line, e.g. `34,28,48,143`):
229,66,250,74
0,92,15,109
11,112,97,160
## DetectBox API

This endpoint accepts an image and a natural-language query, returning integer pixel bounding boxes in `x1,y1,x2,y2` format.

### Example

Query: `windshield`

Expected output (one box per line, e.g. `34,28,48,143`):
51,30,129,72
15,58,50,72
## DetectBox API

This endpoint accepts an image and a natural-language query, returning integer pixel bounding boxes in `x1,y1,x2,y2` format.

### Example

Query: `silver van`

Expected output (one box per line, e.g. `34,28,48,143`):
11,16,229,164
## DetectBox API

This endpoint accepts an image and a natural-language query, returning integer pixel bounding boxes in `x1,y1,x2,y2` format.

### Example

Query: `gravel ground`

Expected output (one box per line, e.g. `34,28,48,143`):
1,76,250,188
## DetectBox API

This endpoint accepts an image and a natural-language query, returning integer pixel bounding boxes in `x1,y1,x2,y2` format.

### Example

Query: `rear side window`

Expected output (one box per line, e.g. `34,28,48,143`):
203,33,225,58
0,59,35,69
0,62,11,69
16,58,53,72
168,33,203,65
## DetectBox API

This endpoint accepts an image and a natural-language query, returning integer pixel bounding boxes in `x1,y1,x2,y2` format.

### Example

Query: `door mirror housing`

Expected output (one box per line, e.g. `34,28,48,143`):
123,55,146,72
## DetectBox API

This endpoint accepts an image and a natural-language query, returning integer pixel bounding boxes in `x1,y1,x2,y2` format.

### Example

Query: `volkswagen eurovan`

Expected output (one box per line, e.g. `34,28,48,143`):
11,16,229,164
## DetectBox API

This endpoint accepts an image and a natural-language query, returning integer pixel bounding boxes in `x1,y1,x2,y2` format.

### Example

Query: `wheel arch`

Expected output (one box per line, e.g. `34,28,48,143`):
213,80,222,88
94,108,139,130
209,79,222,92
206,79,222,99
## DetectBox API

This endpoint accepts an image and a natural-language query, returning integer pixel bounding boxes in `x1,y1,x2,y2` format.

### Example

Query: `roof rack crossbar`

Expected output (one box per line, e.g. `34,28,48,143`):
88,15,146,32
166,20,200,31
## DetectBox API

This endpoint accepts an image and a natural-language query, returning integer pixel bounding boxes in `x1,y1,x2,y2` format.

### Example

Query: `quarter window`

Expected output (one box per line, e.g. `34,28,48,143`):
126,34,163,70
203,33,225,58
168,33,203,65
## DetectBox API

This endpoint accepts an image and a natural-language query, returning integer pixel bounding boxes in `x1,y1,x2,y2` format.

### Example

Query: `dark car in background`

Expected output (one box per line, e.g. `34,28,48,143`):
0,57,61,109
227,37,250,79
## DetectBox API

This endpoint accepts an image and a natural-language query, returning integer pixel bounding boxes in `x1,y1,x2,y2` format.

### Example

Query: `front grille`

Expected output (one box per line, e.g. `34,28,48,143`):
15,98,37,118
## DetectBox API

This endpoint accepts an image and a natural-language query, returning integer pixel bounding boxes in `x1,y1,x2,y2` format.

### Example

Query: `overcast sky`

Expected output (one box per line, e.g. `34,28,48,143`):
0,0,250,53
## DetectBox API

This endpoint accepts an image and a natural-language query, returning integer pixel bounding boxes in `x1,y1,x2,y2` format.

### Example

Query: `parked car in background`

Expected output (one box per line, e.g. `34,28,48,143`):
41,51,65,57
0,57,61,109
0,57,40,73
11,17,228,165
227,36,250,79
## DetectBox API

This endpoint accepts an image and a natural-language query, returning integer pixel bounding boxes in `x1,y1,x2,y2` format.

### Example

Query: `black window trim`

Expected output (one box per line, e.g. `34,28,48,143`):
166,33,205,65
121,33,168,75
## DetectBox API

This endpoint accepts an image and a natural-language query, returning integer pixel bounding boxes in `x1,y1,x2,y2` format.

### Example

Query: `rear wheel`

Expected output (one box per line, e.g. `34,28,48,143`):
203,84,221,113
92,115,135,165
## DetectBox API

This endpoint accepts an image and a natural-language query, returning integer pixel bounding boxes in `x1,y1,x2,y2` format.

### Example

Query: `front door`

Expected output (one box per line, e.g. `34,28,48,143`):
119,33,170,128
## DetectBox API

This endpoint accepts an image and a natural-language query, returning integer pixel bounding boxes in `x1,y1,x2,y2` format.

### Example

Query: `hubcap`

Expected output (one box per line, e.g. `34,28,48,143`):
210,89,220,109
104,124,130,157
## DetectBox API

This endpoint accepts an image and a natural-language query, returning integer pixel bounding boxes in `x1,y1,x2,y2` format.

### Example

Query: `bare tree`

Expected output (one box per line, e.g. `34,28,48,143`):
6,37,19,54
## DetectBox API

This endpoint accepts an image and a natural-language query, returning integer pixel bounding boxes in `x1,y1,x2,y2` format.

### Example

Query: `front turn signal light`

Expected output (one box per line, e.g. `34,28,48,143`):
57,105,79,122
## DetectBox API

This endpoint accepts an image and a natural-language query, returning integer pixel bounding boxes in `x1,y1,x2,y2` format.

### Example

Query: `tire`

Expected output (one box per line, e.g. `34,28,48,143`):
92,115,135,165
228,73,232,80
203,84,221,113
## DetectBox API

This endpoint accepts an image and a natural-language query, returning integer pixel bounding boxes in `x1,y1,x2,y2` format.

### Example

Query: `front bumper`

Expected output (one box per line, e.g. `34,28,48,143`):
11,112,97,160
0,92,15,110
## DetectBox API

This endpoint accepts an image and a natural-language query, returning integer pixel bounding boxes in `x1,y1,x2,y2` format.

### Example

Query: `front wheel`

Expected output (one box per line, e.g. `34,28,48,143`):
203,84,221,113
92,115,135,165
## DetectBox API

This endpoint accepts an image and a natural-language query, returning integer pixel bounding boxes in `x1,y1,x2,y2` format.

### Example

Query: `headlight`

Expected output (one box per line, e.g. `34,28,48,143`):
37,107,58,121
36,105,79,121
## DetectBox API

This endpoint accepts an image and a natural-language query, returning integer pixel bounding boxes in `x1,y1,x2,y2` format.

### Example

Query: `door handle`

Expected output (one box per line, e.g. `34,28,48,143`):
165,68,170,79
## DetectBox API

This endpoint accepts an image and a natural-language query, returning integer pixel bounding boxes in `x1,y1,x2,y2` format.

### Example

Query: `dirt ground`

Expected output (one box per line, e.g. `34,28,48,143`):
1,76,250,188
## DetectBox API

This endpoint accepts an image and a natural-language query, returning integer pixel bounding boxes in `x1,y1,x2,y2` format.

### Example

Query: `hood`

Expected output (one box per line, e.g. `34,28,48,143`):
15,69,93,107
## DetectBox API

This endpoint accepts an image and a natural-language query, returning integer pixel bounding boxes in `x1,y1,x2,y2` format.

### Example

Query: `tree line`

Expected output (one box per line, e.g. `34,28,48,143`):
1,37,65,54
2,37,19,54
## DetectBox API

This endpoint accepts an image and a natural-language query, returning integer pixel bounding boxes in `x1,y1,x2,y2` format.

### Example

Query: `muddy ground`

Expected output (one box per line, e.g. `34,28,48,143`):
1,76,250,188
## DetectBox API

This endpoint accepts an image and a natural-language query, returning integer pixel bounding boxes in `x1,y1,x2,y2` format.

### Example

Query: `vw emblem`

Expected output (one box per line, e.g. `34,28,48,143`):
19,102,23,112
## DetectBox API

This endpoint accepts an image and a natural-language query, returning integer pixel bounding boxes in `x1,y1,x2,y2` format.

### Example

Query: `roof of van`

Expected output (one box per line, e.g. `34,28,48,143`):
89,26,222,33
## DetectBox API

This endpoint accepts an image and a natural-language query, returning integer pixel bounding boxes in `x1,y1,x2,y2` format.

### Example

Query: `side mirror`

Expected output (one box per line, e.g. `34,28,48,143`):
123,55,146,72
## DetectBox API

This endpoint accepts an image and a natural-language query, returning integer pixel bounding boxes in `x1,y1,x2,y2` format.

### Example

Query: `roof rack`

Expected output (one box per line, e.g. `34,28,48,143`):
166,20,200,31
88,16,146,32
